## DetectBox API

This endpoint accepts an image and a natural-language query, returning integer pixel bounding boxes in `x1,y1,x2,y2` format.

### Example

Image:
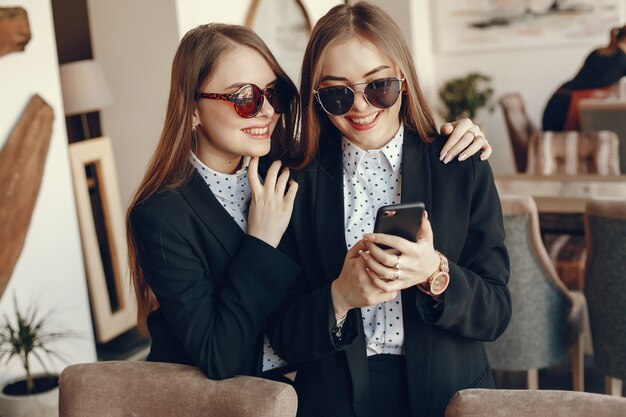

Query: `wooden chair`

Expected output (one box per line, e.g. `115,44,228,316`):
499,93,540,173
580,99,626,174
524,130,620,289
526,130,620,176
486,195,585,391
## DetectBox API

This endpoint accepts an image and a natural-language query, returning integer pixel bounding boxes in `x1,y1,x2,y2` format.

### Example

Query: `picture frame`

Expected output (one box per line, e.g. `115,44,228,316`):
433,0,624,54
69,136,136,343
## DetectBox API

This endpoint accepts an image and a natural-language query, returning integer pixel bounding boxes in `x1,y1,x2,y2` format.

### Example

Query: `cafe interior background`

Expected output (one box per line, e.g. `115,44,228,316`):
1,0,625,399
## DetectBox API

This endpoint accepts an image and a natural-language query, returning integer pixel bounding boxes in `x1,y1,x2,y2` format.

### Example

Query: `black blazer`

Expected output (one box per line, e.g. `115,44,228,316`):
268,131,512,417
130,170,301,380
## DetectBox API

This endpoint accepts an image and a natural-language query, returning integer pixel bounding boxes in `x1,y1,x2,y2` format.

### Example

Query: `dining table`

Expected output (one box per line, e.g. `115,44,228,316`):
495,174,626,234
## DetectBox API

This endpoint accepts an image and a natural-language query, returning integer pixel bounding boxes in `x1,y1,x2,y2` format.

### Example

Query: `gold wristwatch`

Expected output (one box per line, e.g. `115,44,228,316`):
417,250,450,296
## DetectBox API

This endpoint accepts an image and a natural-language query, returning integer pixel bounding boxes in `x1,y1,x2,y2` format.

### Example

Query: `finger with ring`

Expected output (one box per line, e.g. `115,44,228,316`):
392,267,399,280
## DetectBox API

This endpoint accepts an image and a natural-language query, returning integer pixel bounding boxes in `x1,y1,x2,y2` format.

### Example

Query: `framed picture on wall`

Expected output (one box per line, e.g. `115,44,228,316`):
433,0,624,53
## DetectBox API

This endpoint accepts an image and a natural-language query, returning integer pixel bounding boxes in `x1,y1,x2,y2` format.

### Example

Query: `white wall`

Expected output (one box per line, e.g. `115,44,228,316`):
0,0,96,384
363,1,626,174
91,0,343,205
88,0,180,206
424,0,626,174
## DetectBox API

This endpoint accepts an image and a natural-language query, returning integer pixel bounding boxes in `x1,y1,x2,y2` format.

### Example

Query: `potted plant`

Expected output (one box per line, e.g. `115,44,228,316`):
438,72,495,120
0,295,74,417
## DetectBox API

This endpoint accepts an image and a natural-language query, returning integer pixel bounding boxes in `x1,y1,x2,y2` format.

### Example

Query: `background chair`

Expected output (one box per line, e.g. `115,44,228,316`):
525,130,620,176
584,198,626,397
499,93,540,173
59,361,298,417
486,195,585,391
580,99,626,174
563,86,614,131
524,130,620,290
445,389,626,417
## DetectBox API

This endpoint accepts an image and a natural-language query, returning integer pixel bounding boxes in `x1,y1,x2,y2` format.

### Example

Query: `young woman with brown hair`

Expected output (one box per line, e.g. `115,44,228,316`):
267,3,511,416
542,24,626,131
126,22,492,382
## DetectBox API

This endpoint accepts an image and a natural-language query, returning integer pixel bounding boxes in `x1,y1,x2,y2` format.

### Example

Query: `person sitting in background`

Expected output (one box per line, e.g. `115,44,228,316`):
542,24,626,131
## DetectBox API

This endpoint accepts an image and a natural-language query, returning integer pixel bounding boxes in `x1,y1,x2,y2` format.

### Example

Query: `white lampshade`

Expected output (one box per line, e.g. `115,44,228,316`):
59,59,113,116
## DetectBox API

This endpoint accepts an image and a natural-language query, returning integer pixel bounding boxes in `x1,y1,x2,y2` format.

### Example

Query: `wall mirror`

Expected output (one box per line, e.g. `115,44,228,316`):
245,0,312,84
69,137,137,343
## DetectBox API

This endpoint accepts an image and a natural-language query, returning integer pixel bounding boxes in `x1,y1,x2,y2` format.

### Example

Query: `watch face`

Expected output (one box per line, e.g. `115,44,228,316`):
430,273,450,295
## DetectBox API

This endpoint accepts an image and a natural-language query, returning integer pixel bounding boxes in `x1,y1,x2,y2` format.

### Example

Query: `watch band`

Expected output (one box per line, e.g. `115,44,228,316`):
417,250,450,296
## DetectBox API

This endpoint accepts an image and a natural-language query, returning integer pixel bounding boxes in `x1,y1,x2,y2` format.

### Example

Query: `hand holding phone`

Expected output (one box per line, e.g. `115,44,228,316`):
372,202,425,250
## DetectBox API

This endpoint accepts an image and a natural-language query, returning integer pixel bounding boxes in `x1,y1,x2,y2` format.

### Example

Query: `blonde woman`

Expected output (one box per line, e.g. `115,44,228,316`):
268,3,511,416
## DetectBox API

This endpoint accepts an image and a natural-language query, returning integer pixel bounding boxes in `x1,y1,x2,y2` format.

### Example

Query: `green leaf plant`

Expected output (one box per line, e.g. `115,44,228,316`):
438,72,495,121
0,294,75,394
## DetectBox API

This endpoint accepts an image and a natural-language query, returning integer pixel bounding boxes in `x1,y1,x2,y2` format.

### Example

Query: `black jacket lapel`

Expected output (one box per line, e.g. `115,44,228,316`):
180,171,244,258
401,131,435,417
315,138,349,279
401,130,432,210
315,138,373,417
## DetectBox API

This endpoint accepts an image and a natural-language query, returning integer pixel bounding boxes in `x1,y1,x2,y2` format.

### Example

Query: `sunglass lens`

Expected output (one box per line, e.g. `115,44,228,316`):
269,81,292,114
317,86,354,116
365,78,402,109
233,85,263,118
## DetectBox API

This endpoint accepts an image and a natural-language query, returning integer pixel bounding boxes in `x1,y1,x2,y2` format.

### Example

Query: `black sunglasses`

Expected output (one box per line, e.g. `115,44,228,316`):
314,77,405,116
197,81,291,118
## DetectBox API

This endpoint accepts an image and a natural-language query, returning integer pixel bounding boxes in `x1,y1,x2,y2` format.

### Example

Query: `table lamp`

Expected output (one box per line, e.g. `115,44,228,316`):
59,59,113,139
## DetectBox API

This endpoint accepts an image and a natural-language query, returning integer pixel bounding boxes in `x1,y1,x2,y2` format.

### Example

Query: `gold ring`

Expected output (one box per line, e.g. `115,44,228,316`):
395,255,401,270
392,267,399,280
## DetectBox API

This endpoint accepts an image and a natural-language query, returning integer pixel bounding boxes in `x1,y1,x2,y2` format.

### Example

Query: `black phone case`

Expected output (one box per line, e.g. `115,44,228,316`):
373,202,425,249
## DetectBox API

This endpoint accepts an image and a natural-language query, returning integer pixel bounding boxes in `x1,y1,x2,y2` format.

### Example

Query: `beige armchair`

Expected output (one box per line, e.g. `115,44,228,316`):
58,361,298,417
445,389,626,417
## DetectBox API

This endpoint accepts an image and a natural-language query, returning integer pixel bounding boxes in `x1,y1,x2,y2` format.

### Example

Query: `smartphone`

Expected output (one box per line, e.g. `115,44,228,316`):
373,202,425,250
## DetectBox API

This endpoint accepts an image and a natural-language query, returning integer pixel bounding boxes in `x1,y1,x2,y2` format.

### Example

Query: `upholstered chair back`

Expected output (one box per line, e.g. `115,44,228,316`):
526,130,621,176
584,198,626,394
486,195,585,390
499,93,540,173
445,389,626,417
580,98,626,174
59,361,298,417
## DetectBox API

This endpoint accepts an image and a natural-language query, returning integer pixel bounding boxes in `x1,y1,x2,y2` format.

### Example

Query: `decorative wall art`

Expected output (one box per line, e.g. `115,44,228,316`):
246,0,312,83
0,95,53,301
69,137,136,343
434,0,623,53
0,7,31,58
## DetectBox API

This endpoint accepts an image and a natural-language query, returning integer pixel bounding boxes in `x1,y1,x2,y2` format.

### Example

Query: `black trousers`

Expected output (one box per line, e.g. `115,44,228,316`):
368,354,411,417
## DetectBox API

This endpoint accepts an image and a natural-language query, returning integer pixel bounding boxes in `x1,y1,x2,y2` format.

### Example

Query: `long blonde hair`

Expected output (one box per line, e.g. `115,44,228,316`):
298,1,438,167
126,24,300,331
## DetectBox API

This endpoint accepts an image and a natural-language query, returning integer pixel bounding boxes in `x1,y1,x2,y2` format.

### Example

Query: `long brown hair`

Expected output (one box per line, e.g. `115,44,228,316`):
298,1,438,167
598,24,626,56
126,23,300,331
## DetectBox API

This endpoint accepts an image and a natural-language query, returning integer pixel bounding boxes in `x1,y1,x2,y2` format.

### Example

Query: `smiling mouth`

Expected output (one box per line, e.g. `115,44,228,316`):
346,111,381,127
242,126,270,136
